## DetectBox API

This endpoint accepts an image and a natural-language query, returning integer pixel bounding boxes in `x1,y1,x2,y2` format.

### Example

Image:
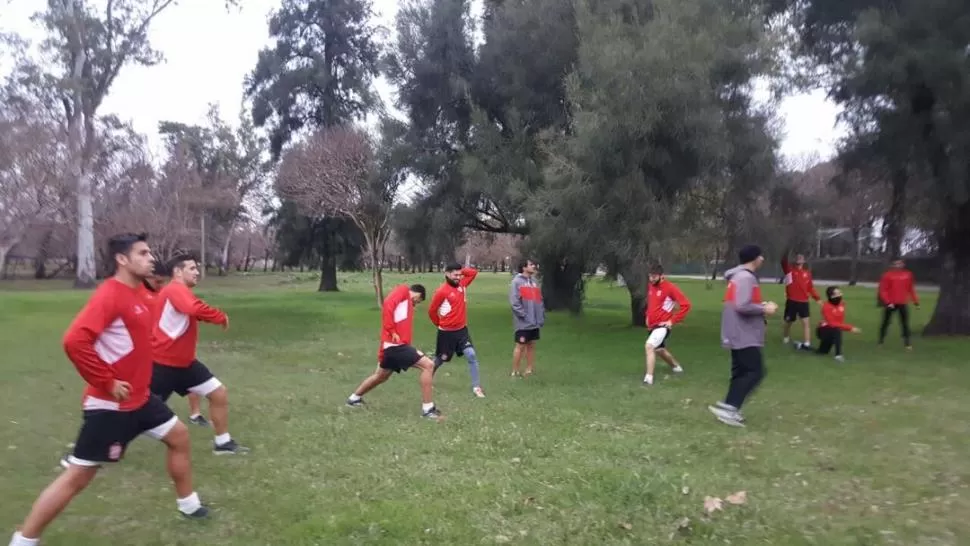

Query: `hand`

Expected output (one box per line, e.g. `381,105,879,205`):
391,332,401,343
111,380,132,401
659,321,673,328
763,301,779,316
222,316,230,331
887,303,895,309
850,327,862,334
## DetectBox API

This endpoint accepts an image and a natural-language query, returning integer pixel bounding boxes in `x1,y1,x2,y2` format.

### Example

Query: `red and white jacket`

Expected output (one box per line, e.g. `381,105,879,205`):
152,281,227,367
379,284,415,360
428,267,478,331
781,257,820,303
819,301,855,332
63,278,155,412
645,279,691,328
879,269,919,306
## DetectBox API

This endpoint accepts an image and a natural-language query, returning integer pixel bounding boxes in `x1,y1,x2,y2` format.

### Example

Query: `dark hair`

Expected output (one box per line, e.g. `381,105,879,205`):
517,258,536,273
444,262,463,273
649,264,664,275
166,251,199,273
738,244,763,264
826,286,839,299
409,284,426,300
107,233,148,274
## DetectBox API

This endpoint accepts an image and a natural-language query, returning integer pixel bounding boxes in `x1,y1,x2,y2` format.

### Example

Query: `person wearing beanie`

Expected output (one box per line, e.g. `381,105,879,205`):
709,244,778,427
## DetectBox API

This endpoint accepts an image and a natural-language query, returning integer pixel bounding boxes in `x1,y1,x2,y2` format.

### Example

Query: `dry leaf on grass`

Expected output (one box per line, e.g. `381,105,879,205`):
619,522,633,531
703,496,723,514
681,486,690,495
726,491,748,505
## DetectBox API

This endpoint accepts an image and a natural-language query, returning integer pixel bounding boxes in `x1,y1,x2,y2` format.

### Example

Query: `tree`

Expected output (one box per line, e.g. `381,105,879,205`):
28,0,235,287
773,0,970,335
246,0,381,291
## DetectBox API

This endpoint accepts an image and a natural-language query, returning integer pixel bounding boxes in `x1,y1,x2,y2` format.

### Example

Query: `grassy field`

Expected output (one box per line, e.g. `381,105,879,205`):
1,271,968,545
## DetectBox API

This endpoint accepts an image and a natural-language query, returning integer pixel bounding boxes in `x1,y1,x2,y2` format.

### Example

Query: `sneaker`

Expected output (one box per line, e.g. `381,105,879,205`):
188,414,210,427
346,397,365,408
834,355,845,363
708,403,745,427
472,387,486,398
672,366,684,374
422,406,442,419
213,439,250,455
642,375,654,386
181,505,210,519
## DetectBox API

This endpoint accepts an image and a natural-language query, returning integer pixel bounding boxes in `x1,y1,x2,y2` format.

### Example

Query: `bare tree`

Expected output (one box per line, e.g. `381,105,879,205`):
277,123,405,305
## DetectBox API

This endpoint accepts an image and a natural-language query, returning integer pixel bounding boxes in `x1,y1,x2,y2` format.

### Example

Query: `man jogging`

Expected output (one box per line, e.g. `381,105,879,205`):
10,234,208,546
781,252,820,349
428,263,485,398
150,253,248,455
346,284,443,419
509,259,545,377
642,264,690,386
878,257,919,349
709,245,778,428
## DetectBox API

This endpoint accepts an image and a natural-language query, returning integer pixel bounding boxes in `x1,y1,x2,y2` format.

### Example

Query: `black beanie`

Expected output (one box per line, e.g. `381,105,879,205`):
738,244,763,264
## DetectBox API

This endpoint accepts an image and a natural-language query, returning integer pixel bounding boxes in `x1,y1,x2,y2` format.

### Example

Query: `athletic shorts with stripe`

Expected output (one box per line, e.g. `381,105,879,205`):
150,360,223,402
68,394,177,466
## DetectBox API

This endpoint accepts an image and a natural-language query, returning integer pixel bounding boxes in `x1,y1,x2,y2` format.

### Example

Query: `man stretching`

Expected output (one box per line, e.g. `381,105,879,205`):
10,234,207,546
878,257,919,349
642,264,690,386
509,259,545,377
781,252,820,349
346,284,443,419
429,263,485,398
151,253,248,455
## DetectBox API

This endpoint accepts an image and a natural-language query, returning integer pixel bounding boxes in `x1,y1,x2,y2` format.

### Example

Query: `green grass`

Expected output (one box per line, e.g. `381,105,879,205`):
1,272,968,545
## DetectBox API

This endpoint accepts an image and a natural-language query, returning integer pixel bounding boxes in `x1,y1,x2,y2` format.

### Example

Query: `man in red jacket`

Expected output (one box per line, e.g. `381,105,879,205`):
642,265,691,386
150,253,248,455
428,263,485,398
346,283,442,419
9,235,207,546
878,257,919,349
781,252,821,349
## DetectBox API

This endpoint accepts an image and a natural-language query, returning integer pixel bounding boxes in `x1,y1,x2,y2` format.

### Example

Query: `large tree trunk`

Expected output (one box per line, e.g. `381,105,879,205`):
219,222,234,276
539,252,585,314
848,226,862,286
619,263,647,327
0,244,11,279
318,227,339,292
33,230,53,279
364,231,385,307
923,201,970,336
75,170,97,287
883,167,907,258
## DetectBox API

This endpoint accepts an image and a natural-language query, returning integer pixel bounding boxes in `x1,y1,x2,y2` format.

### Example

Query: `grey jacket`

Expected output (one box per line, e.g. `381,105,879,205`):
720,265,766,350
510,273,545,331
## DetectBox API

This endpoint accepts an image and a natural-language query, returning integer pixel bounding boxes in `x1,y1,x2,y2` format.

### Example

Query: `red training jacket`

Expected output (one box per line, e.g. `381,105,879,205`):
63,278,154,412
429,267,478,330
645,279,691,328
879,269,919,306
380,284,415,361
152,281,227,367
781,256,820,302
819,302,854,332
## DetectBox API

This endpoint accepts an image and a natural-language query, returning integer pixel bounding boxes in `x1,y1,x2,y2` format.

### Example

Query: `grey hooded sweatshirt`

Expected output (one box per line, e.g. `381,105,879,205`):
721,265,766,350
510,273,545,331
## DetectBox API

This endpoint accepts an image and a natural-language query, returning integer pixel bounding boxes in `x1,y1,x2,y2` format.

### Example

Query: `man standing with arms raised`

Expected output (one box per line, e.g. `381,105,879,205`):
10,234,207,546
428,263,485,398
709,245,778,428
509,259,545,377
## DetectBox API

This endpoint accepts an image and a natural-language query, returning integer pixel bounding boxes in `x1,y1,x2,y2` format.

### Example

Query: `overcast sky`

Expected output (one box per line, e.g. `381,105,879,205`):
0,0,844,167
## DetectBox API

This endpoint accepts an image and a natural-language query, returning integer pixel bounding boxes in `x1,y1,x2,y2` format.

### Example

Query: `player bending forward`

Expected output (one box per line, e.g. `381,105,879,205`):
346,284,443,419
642,265,691,385
10,234,207,546
151,253,248,455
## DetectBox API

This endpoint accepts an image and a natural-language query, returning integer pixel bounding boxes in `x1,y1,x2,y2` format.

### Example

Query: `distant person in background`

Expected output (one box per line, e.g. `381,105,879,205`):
878,257,919,349
509,259,545,377
709,245,778,428
815,286,861,362
428,263,485,398
780,252,820,350
642,264,690,386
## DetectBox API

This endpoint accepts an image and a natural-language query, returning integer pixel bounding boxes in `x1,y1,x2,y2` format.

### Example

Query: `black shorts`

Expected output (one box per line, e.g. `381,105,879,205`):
514,328,541,344
69,395,177,466
380,344,424,373
150,360,222,402
784,300,811,322
435,327,474,362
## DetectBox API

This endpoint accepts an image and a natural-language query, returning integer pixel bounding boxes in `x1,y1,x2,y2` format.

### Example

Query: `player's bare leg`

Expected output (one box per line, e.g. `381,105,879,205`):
14,465,99,541
511,343,525,376
186,393,208,427
161,421,207,516
413,357,436,404
644,341,658,383
782,319,793,343
525,342,536,375
800,317,812,347
352,367,392,398
657,348,683,373
206,387,230,438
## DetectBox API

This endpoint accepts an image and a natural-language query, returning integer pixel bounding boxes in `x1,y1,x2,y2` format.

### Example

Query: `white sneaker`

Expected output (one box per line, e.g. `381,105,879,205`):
672,366,684,374
834,355,845,363
472,387,486,398
783,337,791,345
643,375,654,385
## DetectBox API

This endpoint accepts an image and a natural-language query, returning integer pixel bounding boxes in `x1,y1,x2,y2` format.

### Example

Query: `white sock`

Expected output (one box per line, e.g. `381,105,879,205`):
214,433,231,445
9,532,40,546
783,337,790,343
421,402,435,412
644,374,654,384
177,491,202,515
189,413,201,419
348,393,361,402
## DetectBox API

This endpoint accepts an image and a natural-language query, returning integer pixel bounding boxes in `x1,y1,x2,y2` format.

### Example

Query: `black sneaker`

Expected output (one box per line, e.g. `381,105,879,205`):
189,415,210,427
181,505,210,519
346,397,365,408
213,439,250,455
421,406,442,419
